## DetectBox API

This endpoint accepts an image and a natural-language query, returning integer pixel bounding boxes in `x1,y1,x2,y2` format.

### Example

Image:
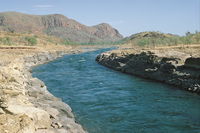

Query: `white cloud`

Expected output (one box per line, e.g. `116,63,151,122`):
34,5,54,8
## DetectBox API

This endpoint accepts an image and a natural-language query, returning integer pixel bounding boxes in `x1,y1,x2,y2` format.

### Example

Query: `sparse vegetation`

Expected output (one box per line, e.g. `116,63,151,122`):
0,31,65,46
24,36,37,46
0,30,199,48
125,31,200,47
0,37,12,45
62,40,76,45
79,39,127,45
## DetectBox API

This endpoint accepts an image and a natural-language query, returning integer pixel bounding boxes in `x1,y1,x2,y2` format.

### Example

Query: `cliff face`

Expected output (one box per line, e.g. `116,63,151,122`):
93,23,122,40
96,50,200,94
0,12,123,43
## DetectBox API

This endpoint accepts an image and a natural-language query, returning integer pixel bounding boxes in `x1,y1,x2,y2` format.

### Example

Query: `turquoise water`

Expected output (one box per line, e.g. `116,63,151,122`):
32,48,200,133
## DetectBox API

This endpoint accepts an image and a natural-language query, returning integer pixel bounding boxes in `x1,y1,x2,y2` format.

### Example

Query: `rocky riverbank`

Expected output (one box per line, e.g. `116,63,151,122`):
96,47,200,94
0,47,93,133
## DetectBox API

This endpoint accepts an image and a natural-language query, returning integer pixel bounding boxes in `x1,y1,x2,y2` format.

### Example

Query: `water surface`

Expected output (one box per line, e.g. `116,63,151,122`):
33,48,200,133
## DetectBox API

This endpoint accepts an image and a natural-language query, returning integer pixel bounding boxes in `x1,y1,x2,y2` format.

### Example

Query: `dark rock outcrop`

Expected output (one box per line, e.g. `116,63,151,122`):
185,57,200,69
0,12,123,43
96,51,200,94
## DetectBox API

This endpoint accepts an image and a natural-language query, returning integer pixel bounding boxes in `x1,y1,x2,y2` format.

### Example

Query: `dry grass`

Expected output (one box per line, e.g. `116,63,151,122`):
0,31,105,66
0,31,76,65
0,31,68,46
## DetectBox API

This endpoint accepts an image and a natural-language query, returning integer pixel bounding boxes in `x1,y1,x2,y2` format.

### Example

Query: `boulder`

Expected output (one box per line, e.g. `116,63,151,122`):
185,57,200,69
6,105,51,129
0,114,35,133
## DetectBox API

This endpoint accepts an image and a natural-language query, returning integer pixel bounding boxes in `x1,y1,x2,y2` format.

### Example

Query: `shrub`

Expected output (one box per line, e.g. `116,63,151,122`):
137,38,149,46
25,36,37,46
0,37,12,45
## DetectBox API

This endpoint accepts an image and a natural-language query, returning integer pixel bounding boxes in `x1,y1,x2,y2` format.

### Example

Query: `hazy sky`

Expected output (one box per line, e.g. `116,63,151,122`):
0,0,199,36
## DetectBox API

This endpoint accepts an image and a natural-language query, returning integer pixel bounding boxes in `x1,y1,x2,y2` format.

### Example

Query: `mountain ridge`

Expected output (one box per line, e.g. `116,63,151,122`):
0,11,123,43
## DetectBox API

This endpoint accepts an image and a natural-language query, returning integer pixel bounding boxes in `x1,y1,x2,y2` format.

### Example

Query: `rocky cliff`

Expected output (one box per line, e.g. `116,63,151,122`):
0,12,123,43
0,50,87,133
96,49,200,94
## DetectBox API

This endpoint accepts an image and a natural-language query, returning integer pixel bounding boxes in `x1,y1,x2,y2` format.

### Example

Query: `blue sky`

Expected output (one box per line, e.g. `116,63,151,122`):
0,0,199,36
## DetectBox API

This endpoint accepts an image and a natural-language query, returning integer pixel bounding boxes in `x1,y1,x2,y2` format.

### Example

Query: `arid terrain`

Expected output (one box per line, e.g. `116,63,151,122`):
0,10,199,132
0,12,123,43
0,31,105,133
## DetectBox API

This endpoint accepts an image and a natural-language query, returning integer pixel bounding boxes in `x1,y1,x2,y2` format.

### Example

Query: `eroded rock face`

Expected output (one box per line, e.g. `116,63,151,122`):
0,51,86,133
96,51,200,94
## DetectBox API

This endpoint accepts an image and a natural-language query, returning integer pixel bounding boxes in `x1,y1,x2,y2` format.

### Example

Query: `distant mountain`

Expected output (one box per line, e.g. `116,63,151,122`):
120,31,180,46
126,31,177,41
0,12,123,43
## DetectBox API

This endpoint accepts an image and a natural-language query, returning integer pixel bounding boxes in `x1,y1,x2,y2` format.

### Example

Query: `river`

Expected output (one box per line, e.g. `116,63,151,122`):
32,48,200,133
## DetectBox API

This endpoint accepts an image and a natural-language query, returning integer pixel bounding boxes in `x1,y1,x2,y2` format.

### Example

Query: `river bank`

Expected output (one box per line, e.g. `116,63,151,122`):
96,45,200,94
0,45,100,133
32,47,200,133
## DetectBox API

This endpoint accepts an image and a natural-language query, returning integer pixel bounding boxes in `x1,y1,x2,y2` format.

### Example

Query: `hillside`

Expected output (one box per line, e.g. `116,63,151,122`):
123,31,200,47
0,31,68,47
0,12,123,43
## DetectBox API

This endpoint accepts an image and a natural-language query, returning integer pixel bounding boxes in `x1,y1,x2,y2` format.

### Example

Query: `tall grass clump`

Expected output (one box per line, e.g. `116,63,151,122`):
179,32,200,45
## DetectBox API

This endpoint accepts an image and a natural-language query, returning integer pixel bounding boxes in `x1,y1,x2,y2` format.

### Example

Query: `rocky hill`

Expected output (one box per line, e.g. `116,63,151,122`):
0,12,123,43
122,31,200,47
121,31,179,46
128,32,176,40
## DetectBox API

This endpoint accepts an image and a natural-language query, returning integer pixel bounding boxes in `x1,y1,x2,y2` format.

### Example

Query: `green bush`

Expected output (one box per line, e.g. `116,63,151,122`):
62,40,77,45
25,36,37,46
137,38,149,46
0,37,12,45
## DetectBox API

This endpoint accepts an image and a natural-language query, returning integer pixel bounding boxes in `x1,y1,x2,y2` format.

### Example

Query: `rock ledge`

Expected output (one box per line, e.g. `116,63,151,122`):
96,50,200,94
0,51,86,133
